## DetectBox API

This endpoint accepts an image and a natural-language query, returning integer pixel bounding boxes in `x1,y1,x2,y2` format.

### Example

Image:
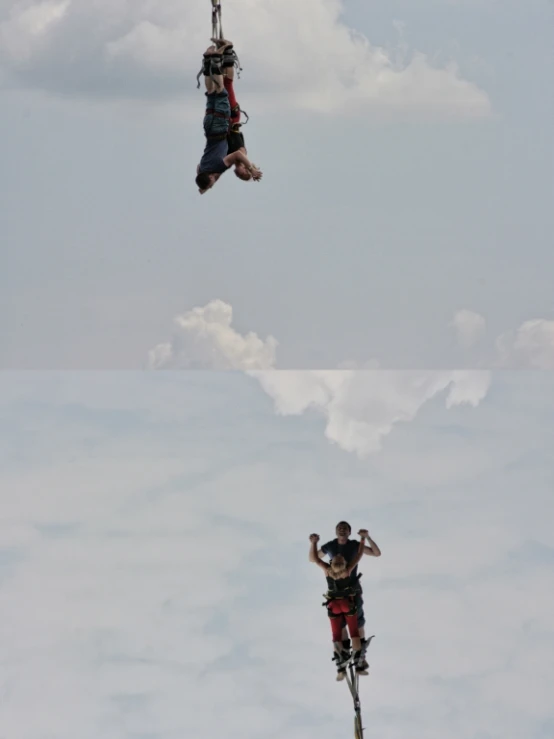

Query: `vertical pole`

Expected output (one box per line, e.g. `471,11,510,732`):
211,0,219,40
218,2,224,40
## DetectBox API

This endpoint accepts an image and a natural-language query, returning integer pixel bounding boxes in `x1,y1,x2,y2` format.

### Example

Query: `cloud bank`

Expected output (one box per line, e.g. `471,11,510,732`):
147,299,278,370
452,309,554,369
0,0,491,117
147,299,554,456
251,369,491,456
1,372,553,739
148,300,493,456
495,318,554,369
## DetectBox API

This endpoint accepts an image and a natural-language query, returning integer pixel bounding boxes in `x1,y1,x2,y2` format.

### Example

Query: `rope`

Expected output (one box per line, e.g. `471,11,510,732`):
197,0,244,105
211,0,223,40
197,1,224,88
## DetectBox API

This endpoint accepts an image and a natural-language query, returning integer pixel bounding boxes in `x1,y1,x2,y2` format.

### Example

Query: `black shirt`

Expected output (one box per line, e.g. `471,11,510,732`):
321,538,362,589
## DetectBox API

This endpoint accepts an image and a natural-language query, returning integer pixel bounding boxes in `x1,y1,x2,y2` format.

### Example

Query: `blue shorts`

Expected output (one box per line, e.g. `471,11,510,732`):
203,91,231,138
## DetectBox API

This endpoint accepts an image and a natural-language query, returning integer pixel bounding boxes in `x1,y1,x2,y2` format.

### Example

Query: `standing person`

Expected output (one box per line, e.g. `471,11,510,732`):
309,531,370,680
309,521,381,671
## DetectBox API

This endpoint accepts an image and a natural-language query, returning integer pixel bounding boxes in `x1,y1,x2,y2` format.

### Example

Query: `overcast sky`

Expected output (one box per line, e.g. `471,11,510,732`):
1,369,553,738
2,0,553,368
2,5,553,734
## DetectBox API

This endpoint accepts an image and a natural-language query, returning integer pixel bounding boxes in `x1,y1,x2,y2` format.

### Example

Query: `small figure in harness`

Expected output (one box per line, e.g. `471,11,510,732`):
310,530,370,681
311,521,381,674
195,40,262,194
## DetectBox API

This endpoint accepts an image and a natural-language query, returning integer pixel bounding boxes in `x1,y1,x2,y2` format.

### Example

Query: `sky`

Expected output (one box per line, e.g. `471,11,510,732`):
1,369,554,739
1,3,553,736
1,0,553,369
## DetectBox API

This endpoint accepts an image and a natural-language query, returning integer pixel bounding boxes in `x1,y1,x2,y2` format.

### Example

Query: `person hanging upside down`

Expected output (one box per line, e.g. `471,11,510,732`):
195,41,262,194
310,521,381,672
310,530,370,681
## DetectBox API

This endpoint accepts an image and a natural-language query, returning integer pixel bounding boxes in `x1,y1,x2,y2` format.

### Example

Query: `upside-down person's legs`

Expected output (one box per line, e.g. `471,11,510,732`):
203,45,225,93
218,44,242,126
329,600,364,679
330,614,349,680
342,624,366,640
341,593,366,641
342,611,368,675
223,57,234,80
344,614,362,653
223,75,240,126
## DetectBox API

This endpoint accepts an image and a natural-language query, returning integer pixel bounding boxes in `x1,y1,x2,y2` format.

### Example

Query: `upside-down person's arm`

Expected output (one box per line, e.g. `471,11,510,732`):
346,533,367,575
310,539,330,573
363,534,381,557
223,150,259,172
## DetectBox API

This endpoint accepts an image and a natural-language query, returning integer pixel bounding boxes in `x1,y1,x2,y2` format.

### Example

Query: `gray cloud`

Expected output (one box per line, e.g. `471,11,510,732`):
0,0,491,117
495,319,554,369
451,309,487,348
147,299,278,370
148,300,492,456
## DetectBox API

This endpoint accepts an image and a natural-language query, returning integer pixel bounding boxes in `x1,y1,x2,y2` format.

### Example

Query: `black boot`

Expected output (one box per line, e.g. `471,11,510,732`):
352,650,367,674
332,649,351,669
359,638,369,671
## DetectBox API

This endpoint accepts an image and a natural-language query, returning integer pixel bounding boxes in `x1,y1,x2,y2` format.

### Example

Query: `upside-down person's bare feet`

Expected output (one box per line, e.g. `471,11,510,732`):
211,37,233,50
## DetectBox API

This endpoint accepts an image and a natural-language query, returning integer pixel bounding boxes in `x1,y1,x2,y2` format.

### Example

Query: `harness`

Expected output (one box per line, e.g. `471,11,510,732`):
322,573,362,618
205,133,228,142
205,109,229,118
232,106,249,125
196,1,243,89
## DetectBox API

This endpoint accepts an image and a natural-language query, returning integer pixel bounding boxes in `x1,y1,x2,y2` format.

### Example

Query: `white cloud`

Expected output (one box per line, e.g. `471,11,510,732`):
250,370,491,456
449,311,554,369
148,301,491,455
147,299,277,370
1,373,553,739
0,0,491,117
145,297,554,460
495,319,554,369
451,309,486,348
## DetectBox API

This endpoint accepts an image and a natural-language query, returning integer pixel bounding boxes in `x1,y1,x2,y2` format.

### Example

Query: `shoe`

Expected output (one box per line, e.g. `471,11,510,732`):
332,649,351,668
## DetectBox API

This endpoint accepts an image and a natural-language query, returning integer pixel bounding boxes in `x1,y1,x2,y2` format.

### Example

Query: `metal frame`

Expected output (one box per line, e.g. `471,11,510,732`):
211,0,223,40
343,635,374,739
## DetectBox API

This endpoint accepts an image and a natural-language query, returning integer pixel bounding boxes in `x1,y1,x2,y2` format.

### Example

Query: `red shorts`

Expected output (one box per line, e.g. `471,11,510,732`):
327,598,359,641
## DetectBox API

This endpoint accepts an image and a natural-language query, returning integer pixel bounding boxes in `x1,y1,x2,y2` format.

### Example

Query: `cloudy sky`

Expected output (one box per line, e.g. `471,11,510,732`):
2,0,553,368
1,4,553,735
1,369,554,739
